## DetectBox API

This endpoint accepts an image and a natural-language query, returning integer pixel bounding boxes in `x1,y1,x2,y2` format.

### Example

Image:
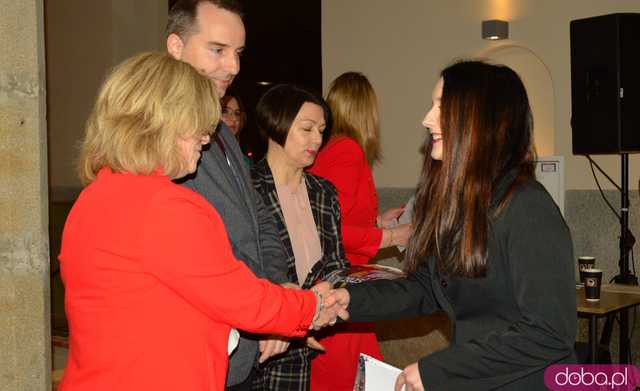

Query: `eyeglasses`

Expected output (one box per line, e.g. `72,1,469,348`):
222,107,244,119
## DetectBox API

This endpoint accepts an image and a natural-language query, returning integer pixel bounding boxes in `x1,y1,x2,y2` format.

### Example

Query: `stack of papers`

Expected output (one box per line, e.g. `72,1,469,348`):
353,354,405,391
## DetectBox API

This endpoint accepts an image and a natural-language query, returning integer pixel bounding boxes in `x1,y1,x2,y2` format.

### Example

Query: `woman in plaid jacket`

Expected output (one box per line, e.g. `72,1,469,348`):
250,84,350,391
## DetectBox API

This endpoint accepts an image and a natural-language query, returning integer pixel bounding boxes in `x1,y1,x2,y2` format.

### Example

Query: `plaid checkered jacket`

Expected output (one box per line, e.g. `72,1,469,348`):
250,159,350,391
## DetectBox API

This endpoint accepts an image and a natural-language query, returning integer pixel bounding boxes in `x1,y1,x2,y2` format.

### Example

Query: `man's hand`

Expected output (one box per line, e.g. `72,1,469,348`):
306,336,325,351
395,362,424,391
258,336,290,363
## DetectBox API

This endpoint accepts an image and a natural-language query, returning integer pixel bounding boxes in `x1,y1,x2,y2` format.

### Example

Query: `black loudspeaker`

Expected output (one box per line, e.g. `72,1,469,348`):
570,13,640,155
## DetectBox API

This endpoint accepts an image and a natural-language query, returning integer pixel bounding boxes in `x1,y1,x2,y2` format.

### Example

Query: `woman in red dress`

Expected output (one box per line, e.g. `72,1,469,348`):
58,52,342,391
308,72,412,390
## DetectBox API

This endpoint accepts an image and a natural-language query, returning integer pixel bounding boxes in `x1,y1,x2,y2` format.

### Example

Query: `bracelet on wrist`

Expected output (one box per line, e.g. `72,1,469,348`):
310,288,323,328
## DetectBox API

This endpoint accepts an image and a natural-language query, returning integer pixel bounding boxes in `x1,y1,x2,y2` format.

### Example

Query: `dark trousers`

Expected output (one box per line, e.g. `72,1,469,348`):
226,366,256,391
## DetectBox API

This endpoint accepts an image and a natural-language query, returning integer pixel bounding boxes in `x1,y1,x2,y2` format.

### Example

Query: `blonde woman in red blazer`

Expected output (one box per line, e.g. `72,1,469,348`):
58,52,343,391
308,72,412,391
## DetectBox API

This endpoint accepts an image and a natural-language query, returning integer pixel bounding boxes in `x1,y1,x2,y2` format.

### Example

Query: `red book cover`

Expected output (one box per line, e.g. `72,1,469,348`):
343,264,406,285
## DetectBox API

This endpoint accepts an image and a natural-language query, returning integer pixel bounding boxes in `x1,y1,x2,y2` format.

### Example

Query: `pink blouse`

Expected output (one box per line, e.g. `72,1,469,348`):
275,180,322,285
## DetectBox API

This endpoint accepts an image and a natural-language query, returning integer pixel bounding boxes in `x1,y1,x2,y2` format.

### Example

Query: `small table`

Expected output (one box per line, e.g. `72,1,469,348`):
576,285,640,363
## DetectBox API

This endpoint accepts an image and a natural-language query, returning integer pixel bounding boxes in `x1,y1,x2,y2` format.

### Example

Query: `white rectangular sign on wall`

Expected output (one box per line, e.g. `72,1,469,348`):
535,156,565,216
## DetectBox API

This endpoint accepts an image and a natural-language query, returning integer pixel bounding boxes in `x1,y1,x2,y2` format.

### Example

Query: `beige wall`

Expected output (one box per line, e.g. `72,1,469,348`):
46,1,167,197
0,0,50,389
322,0,640,190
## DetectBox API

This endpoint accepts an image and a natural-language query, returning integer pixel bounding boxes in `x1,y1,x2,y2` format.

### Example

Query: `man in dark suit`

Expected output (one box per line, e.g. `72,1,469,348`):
166,1,291,389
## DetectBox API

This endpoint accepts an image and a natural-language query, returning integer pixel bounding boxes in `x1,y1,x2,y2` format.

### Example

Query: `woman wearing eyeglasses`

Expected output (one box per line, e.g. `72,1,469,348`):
221,92,253,167
221,92,246,138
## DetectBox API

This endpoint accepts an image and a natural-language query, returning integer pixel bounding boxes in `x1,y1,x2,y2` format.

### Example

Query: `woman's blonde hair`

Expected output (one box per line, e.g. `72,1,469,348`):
78,51,220,183
326,72,381,164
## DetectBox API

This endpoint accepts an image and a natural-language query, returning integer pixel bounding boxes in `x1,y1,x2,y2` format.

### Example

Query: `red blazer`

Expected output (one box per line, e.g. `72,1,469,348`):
58,168,316,391
309,136,382,265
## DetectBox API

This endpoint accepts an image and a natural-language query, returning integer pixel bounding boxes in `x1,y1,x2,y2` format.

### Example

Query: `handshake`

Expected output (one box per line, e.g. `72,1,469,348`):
309,282,350,330
259,282,351,363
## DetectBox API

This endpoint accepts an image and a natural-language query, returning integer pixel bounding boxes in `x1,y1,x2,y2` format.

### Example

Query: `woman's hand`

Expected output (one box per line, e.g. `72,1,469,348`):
377,207,405,228
395,362,424,391
310,284,350,329
392,223,412,247
382,223,412,248
331,288,351,312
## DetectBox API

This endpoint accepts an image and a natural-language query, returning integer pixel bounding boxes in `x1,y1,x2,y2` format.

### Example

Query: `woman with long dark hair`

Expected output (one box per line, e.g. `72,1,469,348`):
331,60,576,390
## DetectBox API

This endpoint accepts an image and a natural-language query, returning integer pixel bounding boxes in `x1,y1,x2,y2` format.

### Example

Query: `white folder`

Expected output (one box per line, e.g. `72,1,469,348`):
353,353,405,391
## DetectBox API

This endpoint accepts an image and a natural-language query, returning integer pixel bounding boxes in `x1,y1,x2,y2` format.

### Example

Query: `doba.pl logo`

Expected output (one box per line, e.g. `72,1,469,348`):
544,365,640,390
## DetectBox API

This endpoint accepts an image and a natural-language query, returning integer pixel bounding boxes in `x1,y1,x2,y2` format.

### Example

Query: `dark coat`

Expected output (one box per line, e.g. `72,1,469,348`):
179,125,289,386
347,172,577,390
